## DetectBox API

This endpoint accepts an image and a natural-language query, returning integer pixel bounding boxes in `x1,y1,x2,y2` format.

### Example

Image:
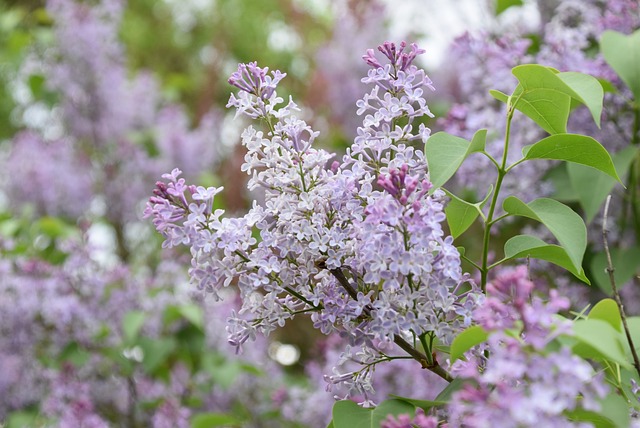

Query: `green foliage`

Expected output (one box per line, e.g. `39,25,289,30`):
4,411,46,428
598,393,632,428
425,129,487,189
567,146,638,223
444,186,492,238
522,134,620,182
122,310,147,343
590,247,640,294
565,409,618,428
390,396,448,412
164,304,204,330
589,299,622,332
495,0,523,15
502,197,587,272
572,318,631,369
191,412,242,428
494,65,604,134
555,72,604,127
449,325,488,363
330,399,415,428
601,29,640,102
499,235,590,283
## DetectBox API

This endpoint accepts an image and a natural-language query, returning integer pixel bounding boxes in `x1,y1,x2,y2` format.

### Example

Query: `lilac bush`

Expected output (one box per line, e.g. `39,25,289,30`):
448,267,608,427
148,20,640,424
0,0,297,426
4,0,640,425
6,0,220,231
146,43,482,404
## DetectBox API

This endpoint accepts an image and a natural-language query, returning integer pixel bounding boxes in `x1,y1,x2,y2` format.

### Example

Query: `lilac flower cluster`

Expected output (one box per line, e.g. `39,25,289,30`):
147,42,482,401
0,236,289,425
447,266,608,427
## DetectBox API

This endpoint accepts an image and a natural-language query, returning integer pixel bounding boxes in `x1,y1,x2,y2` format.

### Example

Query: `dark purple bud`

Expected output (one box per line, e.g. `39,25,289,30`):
362,49,382,68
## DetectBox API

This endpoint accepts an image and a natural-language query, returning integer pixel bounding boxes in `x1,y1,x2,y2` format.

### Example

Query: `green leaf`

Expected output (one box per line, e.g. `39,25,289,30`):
139,337,177,373
191,412,240,428
523,134,621,182
589,299,622,332
511,64,573,133
512,85,571,134
597,78,618,94
544,164,579,202
6,411,42,428
599,392,631,428
390,395,448,412
495,0,523,15
435,377,465,402
489,89,508,103
444,186,492,239
502,197,587,271
601,29,640,102
590,247,640,294
426,129,488,189
511,65,604,133
565,409,617,428
572,319,631,368
557,72,603,127
178,304,204,330
567,146,638,223
501,235,590,283
122,311,146,342
164,304,204,330
36,216,74,238
331,400,415,428
28,74,46,97
625,317,640,360
445,193,479,238
450,325,488,363
59,342,91,367
331,400,372,428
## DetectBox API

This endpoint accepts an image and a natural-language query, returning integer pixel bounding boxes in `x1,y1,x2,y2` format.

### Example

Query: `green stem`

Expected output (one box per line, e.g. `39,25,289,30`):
630,106,640,243
480,101,516,292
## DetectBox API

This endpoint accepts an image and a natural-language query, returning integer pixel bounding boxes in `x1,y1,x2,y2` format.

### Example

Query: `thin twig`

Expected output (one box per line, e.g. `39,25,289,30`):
329,268,453,383
602,195,640,379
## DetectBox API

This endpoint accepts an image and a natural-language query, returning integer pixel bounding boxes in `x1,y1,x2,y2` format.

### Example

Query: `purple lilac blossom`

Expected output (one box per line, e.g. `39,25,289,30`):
5,131,93,219
447,266,608,427
146,42,483,404
5,0,221,227
381,408,438,428
0,237,290,424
